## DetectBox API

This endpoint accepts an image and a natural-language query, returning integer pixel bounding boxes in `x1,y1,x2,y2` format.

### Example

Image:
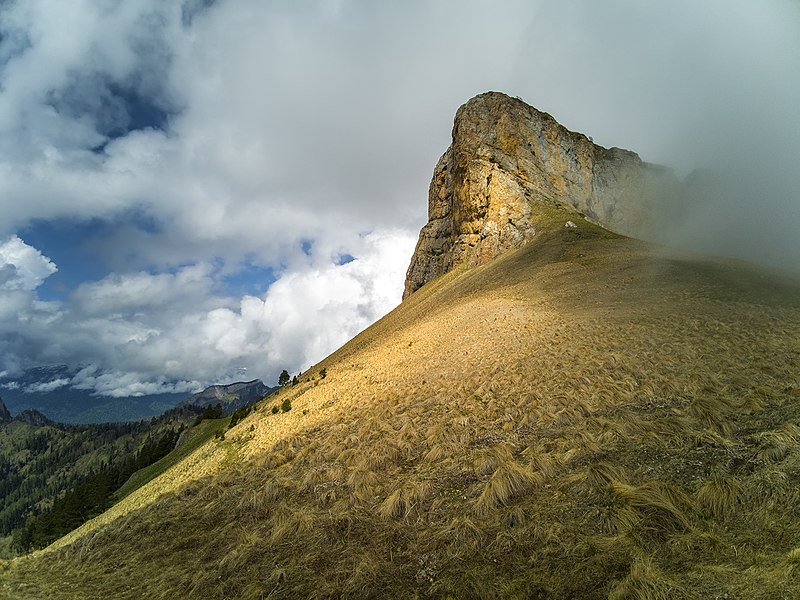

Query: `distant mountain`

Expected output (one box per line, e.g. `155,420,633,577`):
0,366,188,424
0,400,206,554
0,378,270,556
11,408,52,427
179,379,274,414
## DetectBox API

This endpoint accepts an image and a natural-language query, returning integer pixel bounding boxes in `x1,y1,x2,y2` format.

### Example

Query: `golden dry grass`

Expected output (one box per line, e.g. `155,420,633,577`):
2,204,800,598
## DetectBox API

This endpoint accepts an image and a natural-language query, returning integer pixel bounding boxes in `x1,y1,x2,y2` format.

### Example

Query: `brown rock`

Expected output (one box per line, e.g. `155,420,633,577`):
403,92,677,298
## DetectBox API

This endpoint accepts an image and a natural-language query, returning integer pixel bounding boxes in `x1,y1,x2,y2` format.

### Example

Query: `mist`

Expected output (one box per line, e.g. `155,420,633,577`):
512,1,800,273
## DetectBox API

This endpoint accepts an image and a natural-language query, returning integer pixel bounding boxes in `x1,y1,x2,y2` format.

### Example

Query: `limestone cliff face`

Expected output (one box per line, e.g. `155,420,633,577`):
403,92,676,298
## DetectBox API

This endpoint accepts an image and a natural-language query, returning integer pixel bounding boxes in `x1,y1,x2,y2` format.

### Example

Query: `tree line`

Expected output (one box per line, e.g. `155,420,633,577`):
12,426,183,552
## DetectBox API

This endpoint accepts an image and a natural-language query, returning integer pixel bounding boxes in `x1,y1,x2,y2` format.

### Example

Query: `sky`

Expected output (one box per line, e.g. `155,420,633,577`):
0,0,798,398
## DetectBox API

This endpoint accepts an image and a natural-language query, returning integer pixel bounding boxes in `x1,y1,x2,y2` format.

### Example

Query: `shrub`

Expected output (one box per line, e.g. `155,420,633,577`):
281,398,292,413
271,406,279,414
319,367,327,379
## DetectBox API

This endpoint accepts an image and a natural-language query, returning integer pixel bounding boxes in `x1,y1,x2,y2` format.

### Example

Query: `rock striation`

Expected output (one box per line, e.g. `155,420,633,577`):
404,92,677,298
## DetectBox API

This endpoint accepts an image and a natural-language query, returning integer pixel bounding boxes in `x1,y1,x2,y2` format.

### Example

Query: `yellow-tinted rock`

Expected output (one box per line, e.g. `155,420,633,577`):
404,92,677,298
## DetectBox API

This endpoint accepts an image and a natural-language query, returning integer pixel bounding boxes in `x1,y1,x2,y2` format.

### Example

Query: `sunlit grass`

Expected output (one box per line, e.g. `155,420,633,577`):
2,204,800,598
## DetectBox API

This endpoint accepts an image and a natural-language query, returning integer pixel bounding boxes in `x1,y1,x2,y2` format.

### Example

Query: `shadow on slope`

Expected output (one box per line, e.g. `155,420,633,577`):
2,205,800,599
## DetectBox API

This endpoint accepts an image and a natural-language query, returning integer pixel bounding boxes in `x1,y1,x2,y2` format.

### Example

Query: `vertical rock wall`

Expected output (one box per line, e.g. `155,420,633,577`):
404,92,676,298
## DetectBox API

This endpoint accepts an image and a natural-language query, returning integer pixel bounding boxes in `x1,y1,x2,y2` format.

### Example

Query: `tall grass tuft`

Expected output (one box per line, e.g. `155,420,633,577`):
377,479,430,520
608,481,693,539
696,475,742,519
475,460,539,515
755,423,800,464
608,554,694,600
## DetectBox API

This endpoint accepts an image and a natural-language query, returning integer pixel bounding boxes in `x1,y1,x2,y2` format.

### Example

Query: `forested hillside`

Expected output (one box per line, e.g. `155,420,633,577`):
0,401,204,556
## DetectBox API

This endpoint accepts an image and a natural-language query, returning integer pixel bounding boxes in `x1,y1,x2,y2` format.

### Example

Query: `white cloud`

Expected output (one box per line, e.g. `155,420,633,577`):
70,263,218,317
25,378,70,393
0,236,57,291
0,230,415,395
70,365,201,398
250,229,417,374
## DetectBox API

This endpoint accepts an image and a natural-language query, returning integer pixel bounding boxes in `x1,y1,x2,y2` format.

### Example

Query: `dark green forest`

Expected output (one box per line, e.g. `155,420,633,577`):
11,426,183,551
0,404,208,554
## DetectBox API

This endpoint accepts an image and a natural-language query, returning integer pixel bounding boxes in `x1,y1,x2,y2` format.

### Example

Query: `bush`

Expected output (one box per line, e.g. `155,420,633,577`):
281,398,292,413
319,367,327,379
271,406,279,414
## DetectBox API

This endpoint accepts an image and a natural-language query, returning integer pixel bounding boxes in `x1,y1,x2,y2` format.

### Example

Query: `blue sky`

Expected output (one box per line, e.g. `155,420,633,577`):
0,0,798,398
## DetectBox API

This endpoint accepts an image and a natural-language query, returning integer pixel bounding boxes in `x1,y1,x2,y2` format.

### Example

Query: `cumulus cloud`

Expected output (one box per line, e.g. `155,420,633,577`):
25,378,70,393
0,230,415,394
251,229,416,373
0,236,57,291
70,263,219,317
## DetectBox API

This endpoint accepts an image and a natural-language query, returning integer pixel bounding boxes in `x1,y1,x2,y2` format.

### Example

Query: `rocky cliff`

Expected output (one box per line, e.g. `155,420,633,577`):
0,398,11,423
404,92,677,298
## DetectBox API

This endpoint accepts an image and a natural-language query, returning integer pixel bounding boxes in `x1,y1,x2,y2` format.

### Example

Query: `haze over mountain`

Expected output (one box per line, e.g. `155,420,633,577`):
0,366,188,424
2,92,798,599
0,366,274,424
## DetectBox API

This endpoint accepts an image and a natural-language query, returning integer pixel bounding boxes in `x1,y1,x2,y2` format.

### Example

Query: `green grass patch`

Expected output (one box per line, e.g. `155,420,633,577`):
112,417,230,502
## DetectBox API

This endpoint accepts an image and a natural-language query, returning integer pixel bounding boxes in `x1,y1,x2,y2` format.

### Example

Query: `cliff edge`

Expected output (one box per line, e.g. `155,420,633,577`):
404,92,677,298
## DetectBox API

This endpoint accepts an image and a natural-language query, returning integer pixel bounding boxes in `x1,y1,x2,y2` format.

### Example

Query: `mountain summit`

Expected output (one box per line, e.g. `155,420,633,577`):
178,380,272,414
404,91,676,298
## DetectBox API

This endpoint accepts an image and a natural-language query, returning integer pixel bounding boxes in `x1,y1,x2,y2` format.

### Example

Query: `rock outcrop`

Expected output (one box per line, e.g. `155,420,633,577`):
404,92,677,298
0,398,11,423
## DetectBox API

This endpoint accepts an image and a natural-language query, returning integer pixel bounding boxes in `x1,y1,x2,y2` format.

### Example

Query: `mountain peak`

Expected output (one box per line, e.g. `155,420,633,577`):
13,408,52,427
403,91,677,298
178,379,272,414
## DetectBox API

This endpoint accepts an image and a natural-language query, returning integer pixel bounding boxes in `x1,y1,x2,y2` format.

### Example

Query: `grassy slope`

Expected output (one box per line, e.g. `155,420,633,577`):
112,417,229,502
2,204,800,599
